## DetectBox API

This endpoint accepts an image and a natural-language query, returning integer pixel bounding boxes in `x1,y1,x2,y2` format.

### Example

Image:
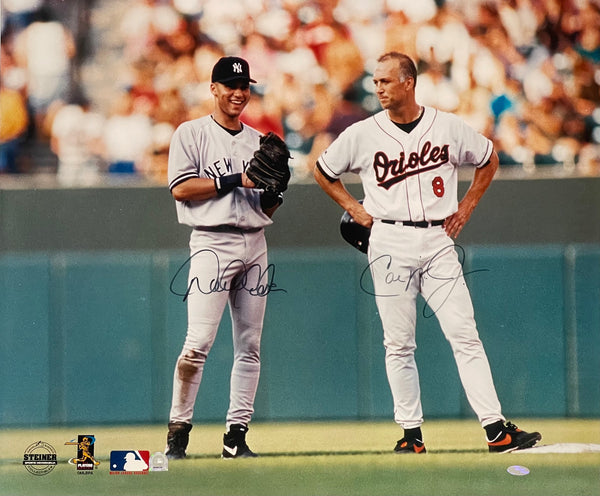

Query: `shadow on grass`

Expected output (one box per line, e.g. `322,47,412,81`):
186,448,487,459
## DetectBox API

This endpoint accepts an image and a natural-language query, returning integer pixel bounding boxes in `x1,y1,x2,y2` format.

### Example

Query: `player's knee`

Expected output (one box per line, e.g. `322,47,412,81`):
182,324,218,352
384,342,416,357
233,326,262,353
233,333,261,363
176,349,207,383
234,348,260,365
449,335,484,357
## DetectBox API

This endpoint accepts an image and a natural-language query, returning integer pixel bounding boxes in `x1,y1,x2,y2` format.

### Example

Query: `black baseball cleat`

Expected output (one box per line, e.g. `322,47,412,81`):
394,437,427,454
222,424,258,459
165,421,192,459
487,421,542,453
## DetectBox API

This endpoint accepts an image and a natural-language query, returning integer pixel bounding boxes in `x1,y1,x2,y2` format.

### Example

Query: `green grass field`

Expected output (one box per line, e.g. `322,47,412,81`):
1,419,599,496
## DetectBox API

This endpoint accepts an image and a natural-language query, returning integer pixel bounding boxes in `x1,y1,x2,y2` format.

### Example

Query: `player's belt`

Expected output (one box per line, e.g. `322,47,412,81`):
195,225,263,233
381,219,444,228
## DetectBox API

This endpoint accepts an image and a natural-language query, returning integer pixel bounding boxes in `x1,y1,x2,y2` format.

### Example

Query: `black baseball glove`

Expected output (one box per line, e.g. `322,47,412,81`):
246,132,291,194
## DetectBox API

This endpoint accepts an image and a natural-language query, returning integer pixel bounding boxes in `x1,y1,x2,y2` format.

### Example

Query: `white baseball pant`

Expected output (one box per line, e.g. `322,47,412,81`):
368,221,504,429
169,227,267,429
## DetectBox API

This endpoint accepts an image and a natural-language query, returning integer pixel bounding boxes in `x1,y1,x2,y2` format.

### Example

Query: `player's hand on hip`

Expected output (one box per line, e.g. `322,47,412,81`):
444,214,462,239
444,203,474,238
349,202,374,228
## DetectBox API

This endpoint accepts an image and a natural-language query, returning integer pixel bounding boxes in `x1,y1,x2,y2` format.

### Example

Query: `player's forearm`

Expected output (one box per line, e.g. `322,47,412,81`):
314,166,354,212
461,151,499,211
171,177,218,201
171,174,254,201
445,152,498,238
314,166,372,227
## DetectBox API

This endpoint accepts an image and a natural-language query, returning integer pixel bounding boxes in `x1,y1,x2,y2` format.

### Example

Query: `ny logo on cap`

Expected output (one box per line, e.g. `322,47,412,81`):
232,62,243,74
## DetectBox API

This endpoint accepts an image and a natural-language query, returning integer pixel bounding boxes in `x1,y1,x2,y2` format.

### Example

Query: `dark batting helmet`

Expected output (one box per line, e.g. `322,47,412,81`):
339,201,370,254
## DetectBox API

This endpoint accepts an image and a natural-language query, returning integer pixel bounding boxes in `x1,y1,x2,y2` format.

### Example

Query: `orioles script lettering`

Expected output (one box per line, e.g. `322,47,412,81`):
374,141,449,190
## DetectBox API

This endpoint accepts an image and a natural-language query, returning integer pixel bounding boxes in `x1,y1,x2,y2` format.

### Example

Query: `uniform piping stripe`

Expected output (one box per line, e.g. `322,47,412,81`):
477,140,493,168
315,160,339,182
416,108,436,220
169,172,199,191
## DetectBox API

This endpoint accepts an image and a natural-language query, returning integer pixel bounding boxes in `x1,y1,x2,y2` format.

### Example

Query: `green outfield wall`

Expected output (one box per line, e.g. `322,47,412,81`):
1,176,599,426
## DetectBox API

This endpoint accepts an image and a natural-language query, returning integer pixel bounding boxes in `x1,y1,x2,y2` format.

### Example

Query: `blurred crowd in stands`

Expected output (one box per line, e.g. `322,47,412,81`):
1,0,599,185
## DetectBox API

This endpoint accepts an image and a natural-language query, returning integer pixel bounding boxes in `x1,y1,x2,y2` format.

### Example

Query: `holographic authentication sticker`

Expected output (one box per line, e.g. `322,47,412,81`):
507,465,530,476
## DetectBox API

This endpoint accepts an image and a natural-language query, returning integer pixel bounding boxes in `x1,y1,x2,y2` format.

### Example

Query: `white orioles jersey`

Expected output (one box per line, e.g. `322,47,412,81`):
318,107,493,222
168,115,273,230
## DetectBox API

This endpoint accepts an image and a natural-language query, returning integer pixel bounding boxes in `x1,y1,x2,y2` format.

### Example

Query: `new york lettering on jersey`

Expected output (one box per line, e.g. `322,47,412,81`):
202,156,252,180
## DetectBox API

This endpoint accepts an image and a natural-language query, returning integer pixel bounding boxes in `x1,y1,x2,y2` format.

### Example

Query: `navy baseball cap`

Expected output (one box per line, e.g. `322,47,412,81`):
211,56,257,84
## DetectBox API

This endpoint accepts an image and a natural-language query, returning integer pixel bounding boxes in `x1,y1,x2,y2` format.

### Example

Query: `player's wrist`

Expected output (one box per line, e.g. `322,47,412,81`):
214,173,243,196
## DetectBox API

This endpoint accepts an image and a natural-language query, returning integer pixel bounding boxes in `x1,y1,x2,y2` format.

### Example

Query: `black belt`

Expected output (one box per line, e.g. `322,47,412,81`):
381,219,444,228
194,225,263,233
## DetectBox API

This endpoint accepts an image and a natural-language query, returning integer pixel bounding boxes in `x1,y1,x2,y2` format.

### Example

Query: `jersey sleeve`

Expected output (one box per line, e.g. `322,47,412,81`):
452,114,493,168
317,122,362,180
167,122,200,191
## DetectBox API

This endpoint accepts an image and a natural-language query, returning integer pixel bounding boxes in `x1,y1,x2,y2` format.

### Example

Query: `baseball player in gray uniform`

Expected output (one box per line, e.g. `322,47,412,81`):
165,57,282,459
314,52,541,453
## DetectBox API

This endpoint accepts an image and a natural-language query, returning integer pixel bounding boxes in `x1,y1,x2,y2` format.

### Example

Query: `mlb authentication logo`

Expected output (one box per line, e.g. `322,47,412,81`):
110,450,150,474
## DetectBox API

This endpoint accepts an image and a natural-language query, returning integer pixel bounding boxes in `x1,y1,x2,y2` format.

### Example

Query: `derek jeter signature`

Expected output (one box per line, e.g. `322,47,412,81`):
170,249,286,305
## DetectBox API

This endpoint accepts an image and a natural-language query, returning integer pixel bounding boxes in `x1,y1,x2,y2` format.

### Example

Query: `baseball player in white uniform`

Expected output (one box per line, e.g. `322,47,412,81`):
165,56,282,459
314,52,541,453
